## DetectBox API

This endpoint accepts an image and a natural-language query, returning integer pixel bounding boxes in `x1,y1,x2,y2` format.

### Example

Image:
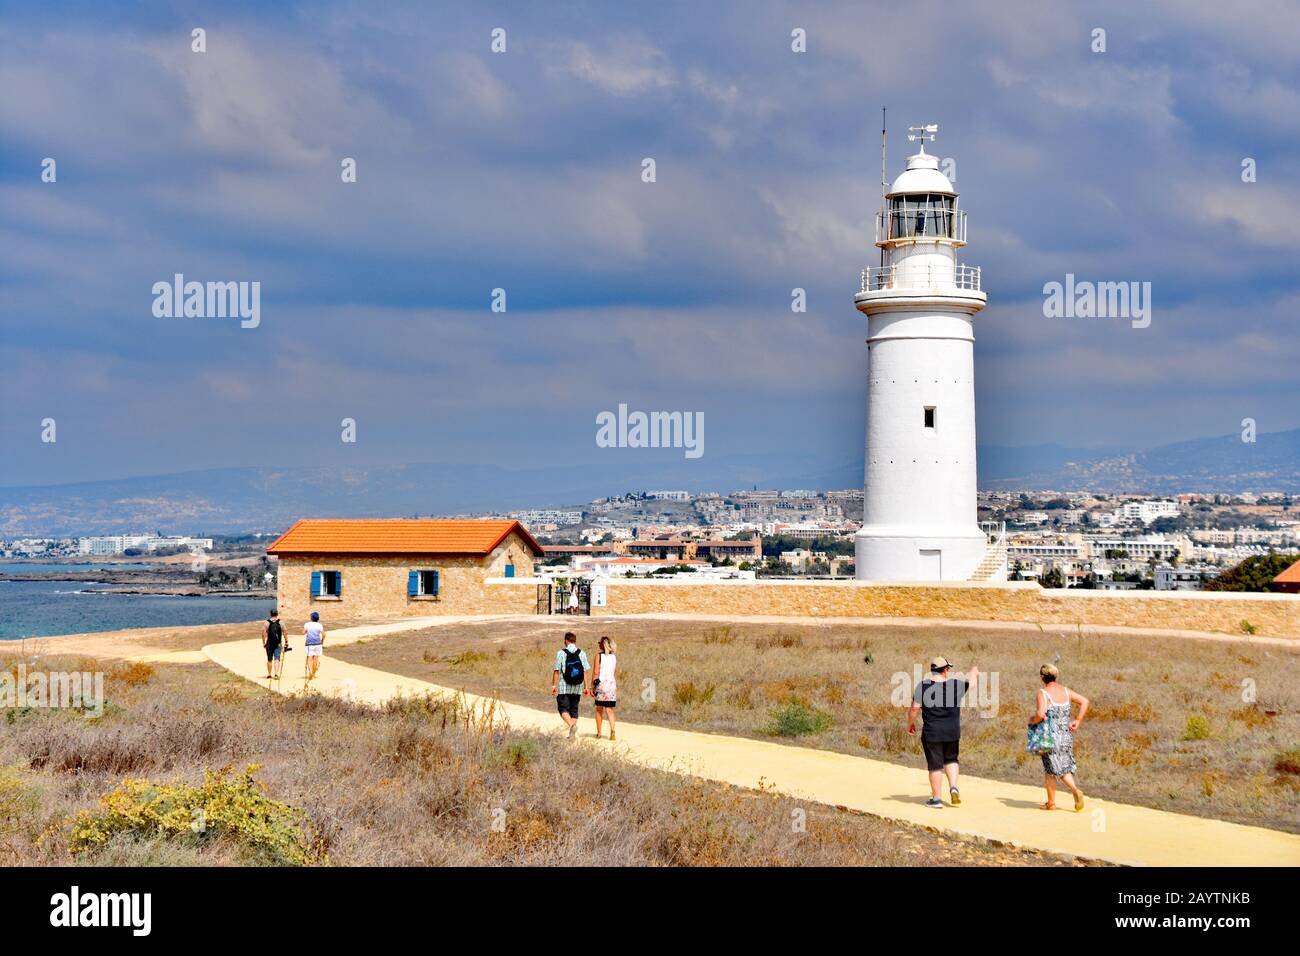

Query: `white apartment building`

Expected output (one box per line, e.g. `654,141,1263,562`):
771,522,854,540
148,536,213,551
579,526,634,544
78,535,212,555
1007,537,1084,562
1084,534,1190,562
645,490,691,501
79,536,135,555
1119,500,1179,525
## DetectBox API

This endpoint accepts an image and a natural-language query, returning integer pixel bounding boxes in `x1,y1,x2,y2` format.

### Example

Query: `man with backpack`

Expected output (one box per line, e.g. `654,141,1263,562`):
261,608,284,679
551,631,592,739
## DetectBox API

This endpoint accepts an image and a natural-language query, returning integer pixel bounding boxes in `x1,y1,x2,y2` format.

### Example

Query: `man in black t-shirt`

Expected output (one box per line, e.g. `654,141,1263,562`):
908,656,979,808
262,608,284,679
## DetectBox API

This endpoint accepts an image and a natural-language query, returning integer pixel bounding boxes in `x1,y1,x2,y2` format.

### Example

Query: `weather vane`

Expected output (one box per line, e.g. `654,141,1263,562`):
907,123,938,153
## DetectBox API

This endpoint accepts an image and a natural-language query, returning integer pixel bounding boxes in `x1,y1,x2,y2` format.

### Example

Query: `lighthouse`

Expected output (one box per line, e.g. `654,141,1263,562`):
853,125,1003,582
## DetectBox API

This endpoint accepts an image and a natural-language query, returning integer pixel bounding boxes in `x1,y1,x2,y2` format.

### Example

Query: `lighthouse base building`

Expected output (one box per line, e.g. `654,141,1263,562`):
853,131,1005,583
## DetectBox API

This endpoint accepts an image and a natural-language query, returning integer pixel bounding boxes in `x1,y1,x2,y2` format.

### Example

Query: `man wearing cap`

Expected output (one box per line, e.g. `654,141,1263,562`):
908,655,979,808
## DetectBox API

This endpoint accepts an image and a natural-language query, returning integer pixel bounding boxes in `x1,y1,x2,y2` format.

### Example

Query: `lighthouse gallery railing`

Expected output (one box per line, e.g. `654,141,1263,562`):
860,262,982,293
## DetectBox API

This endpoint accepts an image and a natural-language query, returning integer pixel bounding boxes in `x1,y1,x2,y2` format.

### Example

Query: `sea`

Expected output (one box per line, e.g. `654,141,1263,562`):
0,563,273,639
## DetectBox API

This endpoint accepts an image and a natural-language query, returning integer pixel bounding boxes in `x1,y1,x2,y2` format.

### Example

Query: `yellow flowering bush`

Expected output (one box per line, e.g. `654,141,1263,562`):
69,765,324,866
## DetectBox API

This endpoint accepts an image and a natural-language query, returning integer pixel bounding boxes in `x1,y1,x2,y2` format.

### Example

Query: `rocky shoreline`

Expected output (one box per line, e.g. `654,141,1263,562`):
0,570,193,583
0,567,272,599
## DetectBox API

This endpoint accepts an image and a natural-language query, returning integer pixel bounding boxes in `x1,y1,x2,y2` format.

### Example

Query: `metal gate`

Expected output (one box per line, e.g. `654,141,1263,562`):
536,583,552,615
550,581,591,615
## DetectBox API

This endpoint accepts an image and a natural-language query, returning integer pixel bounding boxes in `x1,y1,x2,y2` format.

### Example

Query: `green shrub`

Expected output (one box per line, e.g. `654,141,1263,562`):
1182,715,1211,741
766,702,831,737
1204,553,1299,592
69,765,324,866
493,739,540,769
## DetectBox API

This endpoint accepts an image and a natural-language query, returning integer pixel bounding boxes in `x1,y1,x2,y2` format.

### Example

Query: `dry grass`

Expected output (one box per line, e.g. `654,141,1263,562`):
333,617,1300,833
0,651,1081,867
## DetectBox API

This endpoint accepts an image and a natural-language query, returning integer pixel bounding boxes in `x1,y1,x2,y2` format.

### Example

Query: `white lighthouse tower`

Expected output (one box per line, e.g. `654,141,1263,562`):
853,125,1003,582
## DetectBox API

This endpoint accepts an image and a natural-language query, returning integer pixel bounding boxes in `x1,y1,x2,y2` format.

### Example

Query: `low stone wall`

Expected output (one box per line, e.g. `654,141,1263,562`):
572,578,1299,638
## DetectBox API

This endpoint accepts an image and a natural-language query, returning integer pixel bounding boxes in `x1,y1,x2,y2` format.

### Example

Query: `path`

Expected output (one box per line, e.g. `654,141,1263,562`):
204,625,1300,867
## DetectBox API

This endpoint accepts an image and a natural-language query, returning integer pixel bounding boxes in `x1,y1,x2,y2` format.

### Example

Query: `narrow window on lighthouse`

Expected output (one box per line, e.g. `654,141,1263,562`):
924,406,936,429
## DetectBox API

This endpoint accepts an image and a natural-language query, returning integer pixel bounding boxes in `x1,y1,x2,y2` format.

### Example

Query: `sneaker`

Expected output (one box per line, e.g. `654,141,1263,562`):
949,787,961,806
925,797,944,809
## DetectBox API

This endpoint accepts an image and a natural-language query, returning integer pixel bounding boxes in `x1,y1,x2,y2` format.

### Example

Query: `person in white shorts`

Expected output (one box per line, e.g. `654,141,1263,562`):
303,611,326,681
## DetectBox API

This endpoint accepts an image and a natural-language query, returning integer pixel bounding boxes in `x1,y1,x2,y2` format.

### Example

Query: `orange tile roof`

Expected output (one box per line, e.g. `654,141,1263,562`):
265,519,543,556
1274,558,1300,584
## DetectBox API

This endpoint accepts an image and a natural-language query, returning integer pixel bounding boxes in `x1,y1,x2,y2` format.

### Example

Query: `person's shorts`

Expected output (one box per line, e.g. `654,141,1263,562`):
555,693,580,718
265,643,282,662
305,644,323,658
922,738,960,771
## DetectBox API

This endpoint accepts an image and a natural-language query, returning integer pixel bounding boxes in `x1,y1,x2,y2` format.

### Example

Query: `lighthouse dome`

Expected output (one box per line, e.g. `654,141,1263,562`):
887,151,955,196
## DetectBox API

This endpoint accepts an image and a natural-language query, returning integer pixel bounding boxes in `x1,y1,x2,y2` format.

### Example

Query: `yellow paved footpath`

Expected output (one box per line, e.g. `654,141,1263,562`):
204,632,1300,868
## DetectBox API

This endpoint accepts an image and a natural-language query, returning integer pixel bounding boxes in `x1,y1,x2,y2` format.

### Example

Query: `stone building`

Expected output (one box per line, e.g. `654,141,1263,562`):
267,518,543,623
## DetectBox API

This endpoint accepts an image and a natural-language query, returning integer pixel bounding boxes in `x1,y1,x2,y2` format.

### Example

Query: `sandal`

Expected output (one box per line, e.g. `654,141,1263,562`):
1040,801,1056,810
1074,792,1085,812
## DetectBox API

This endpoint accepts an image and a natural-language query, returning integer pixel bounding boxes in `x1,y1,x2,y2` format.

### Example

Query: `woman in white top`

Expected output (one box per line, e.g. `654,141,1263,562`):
593,636,618,741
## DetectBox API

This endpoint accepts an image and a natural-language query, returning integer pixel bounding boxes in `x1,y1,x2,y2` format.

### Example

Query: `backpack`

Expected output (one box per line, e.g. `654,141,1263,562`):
266,619,282,644
562,648,585,686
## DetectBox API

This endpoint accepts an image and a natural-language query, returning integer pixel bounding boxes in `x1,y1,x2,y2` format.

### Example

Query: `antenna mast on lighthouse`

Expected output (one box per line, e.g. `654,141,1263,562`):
879,108,887,269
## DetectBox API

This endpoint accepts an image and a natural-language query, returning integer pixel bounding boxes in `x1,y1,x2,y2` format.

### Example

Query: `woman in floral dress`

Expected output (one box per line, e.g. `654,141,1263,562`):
1029,664,1089,811
593,636,618,741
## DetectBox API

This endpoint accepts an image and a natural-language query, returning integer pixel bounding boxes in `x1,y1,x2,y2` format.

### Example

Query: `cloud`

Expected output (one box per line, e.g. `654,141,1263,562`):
559,38,675,95
1,0,1299,488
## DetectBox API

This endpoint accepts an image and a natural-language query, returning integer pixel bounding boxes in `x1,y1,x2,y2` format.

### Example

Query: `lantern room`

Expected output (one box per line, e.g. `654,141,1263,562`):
877,150,966,245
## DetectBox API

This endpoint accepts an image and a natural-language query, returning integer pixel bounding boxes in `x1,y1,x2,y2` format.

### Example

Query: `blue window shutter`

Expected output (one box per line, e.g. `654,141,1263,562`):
504,564,515,578
408,570,418,596
310,571,321,597
334,571,342,597
432,570,440,596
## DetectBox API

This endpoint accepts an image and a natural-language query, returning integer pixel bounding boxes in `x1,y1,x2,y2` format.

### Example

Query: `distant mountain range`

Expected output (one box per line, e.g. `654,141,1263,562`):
3,428,1297,535
0,457,861,536
979,427,1300,495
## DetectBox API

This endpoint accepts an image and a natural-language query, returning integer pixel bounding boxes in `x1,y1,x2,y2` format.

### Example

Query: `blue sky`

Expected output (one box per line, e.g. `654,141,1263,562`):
2,0,1299,488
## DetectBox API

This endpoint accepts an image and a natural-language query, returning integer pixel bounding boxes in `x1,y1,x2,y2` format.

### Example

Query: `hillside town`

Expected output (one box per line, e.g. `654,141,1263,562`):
454,487,1300,590
4,487,1298,593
